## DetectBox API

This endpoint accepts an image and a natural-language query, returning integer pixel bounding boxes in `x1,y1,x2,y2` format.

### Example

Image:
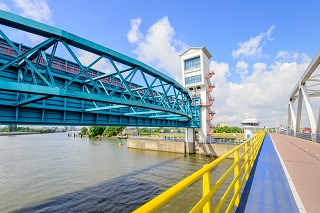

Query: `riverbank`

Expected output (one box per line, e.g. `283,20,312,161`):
0,132,40,136
0,132,59,136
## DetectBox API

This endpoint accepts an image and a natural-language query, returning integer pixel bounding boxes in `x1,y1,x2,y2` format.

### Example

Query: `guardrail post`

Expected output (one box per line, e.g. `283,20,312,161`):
244,142,249,180
253,137,257,159
203,164,211,213
249,139,253,168
234,149,240,206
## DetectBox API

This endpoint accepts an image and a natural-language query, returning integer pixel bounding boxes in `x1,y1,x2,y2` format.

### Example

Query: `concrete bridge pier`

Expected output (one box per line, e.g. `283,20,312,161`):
185,128,195,154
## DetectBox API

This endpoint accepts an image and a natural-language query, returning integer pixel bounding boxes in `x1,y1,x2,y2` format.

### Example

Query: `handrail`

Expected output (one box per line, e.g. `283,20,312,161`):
133,131,266,213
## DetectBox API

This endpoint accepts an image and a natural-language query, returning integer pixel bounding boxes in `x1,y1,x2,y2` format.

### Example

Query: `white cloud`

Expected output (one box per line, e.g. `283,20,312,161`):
126,18,310,127
235,61,249,78
252,62,266,72
211,54,311,127
276,51,310,63
127,18,143,44
77,50,115,74
232,25,275,59
0,3,10,11
276,50,290,59
13,0,53,24
127,16,188,83
12,0,53,43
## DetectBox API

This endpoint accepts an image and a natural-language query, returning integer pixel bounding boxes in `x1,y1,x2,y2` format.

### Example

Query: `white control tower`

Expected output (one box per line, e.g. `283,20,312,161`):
240,117,261,139
180,47,215,143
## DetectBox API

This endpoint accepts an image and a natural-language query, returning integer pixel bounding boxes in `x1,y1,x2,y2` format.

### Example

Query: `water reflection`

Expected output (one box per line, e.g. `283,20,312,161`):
0,133,231,212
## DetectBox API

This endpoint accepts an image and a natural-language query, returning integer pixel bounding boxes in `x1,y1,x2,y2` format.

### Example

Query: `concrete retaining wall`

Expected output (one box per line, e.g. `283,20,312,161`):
196,143,244,158
127,139,244,158
127,139,186,153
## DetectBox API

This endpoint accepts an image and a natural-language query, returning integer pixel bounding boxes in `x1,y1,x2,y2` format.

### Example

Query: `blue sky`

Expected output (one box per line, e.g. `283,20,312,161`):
0,0,319,127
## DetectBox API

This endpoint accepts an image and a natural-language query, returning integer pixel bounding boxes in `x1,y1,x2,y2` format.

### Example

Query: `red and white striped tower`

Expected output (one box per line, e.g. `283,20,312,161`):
180,47,215,142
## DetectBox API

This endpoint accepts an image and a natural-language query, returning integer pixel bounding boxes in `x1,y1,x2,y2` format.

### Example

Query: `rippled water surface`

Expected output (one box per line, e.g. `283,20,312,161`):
0,133,233,212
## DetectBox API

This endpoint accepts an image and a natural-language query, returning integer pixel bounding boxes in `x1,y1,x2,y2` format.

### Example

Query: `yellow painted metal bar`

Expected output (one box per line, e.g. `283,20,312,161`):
245,143,249,180
190,155,240,213
226,178,242,213
133,131,266,213
132,166,208,213
213,163,242,213
202,164,211,213
234,150,240,206
249,138,254,167
215,155,249,213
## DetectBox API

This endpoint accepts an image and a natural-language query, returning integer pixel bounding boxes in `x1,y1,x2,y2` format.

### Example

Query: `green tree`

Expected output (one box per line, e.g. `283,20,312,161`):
102,126,126,137
213,126,243,133
39,128,55,133
140,128,150,133
163,128,170,133
153,128,162,133
89,126,105,138
80,127,88,135
8,125,17,132
0,127,8,132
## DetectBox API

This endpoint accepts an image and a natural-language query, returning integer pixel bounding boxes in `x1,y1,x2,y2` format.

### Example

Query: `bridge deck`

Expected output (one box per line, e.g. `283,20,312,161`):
270,133,320,213
236,133,300,213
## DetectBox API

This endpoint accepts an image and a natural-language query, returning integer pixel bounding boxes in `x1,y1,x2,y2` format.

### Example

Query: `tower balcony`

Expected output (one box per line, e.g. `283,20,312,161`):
206,115,213,121
207,128,214,136
208,122,215,128
206,85,215,92
207,93,214,101
201,101,213,106
205,70,215,79
209,109,216,115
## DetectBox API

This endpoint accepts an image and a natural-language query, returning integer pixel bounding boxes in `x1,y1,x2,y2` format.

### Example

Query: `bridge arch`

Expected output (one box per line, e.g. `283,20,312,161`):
0,10,199,127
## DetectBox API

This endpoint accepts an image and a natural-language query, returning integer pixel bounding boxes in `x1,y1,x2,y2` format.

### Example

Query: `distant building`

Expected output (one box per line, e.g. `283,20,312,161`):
69,126,76,131
122,128,139,136
240,117,261,139
217,122,226,127
132,131,139,136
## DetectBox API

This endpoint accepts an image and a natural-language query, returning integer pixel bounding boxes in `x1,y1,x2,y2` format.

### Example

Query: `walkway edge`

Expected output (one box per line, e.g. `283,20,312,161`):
270,135,307,213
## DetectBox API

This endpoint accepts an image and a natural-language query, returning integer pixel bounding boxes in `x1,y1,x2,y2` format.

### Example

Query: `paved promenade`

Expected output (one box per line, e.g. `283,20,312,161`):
237,134,299,213
270,133,320,213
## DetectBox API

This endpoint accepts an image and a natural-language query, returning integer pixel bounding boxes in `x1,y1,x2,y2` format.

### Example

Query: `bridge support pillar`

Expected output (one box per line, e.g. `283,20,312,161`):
185,128,195,154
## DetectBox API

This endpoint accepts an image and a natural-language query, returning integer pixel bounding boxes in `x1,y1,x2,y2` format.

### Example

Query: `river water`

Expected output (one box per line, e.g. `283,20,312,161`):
0,133,233,212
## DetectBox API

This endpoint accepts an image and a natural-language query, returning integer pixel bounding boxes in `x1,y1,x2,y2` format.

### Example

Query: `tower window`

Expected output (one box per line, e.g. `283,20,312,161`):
185,56,200,71
185,74,202,86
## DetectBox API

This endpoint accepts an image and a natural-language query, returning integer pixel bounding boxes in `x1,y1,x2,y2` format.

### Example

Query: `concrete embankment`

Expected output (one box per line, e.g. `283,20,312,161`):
127,139,244,158
196,143,244,158
127,139,185,153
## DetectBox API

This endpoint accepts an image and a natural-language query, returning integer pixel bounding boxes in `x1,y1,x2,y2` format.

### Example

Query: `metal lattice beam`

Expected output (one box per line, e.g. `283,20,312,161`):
0,10,199,127
288,50,320,139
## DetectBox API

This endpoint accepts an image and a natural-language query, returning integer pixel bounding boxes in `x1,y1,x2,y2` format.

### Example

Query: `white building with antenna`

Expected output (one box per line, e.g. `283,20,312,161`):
240,117,261,139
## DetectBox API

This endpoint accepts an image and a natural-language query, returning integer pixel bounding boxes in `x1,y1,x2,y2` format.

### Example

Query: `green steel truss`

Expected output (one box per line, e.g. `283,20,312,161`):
0,10,200,127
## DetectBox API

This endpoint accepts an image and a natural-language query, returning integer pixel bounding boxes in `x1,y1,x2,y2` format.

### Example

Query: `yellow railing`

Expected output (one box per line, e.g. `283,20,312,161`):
133,131,266,213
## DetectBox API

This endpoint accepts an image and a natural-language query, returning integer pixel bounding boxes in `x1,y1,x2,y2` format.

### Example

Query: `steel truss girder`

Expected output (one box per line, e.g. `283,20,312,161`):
0,11,200,127
0,80,188,116
288,50,320,136
0,10,188,95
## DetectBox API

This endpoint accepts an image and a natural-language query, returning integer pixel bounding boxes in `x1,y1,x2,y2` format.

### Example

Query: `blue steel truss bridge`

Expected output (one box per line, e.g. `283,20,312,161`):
0,11,199,127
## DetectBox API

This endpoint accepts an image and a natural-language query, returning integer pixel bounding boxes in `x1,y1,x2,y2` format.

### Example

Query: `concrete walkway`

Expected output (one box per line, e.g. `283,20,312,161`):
270,133,320,213
237,133,299,213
